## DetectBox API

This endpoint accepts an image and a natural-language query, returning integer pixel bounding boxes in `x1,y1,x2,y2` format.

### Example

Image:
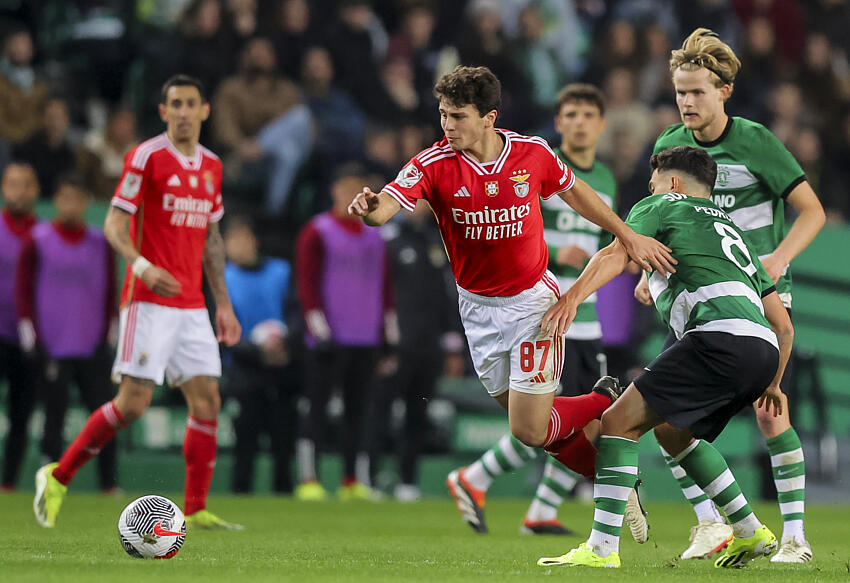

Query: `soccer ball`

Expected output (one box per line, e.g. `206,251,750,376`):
117,495,186,559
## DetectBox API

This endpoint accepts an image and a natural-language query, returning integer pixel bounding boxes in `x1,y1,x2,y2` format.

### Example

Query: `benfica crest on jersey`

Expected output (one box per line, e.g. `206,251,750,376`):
484,181,499,197
509,172,531,198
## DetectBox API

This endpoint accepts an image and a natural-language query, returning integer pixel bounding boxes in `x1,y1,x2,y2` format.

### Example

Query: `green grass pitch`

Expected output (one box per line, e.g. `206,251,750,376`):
1,493,848,582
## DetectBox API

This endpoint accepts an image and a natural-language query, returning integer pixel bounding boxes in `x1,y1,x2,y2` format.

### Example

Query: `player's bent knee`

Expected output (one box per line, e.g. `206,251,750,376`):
510,425,546,448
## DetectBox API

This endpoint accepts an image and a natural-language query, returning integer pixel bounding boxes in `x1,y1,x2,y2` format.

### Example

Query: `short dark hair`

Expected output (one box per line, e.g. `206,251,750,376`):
330,161,368,185
160,74,207,104
555,83,606,116
650,146,717,191
433,65,501,116
54,172,89,196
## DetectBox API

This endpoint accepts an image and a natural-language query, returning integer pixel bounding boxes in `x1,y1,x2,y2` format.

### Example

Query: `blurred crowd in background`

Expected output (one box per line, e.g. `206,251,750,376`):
1,0,849,495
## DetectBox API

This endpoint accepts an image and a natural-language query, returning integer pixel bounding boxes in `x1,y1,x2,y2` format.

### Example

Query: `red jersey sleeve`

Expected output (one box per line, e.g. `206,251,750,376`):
209,160,225,223
382,157,433,212
538,141,575,200
111,146,151,215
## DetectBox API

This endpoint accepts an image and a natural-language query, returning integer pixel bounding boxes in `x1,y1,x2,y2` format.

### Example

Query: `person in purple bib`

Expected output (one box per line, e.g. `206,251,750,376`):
16,174,119,493
0,161,40,491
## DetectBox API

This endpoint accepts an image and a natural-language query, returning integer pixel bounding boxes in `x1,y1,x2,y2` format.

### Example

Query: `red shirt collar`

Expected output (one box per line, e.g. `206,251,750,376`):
2,208,36,238
52,220,87,243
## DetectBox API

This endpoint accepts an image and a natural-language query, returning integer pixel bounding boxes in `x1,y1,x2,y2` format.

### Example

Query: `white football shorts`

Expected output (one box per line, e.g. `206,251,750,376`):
458,271,564,397
112,301,222,386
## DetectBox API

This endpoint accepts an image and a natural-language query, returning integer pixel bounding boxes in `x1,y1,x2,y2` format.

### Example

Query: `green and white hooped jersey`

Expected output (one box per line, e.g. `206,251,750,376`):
654,117,806,308
540,149,617,340
626,192,778,348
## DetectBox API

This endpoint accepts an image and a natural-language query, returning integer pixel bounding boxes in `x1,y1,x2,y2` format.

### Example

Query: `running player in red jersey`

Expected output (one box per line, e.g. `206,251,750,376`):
349,66,675,529
34,75,243,530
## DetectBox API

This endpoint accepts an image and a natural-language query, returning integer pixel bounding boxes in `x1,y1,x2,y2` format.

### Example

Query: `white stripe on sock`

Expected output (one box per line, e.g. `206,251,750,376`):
500,436,526,468
775,476,805,493
683,484,707,501
594,484,633,501
593,508,626,528
721,493,748,516
536,484,563,507
544,463,579,491
481,450,501,475
693,499,724,523
703,469,735,498
770,447,804,467
671,465,686,479
779,501,805,515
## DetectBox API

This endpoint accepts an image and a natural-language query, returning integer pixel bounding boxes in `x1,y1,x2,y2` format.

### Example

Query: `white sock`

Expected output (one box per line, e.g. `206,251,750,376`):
526,498,557,523
462,460,492,491
730,512,762,539
693,498,725,523
782,519,806,543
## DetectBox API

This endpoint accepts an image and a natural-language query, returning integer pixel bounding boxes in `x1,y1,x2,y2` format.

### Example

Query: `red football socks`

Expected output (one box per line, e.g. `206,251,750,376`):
183,416,217,516
53,401,125,486
542,393,610,449
545,431,598,480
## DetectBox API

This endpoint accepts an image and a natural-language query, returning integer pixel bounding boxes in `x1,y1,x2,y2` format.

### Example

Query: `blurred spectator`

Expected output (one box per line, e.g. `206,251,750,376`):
675,0,738,44
0,162,40,491
361,123,400,184
15,175,118,493
323,0,390,117
374,201,464,501
294,162,396,501
213,37,313,215
637,23,673,105
513,4,567,122
272,0,314,80
301,46,367,169
584,20,644,87
596,68,653,161
176,0,235,96
733,0,805,66
807,0,850,56
822,108,850,221
797,33,846,125
788,126,825,196
78,107,139,200
223,215,299,494
226,0,260,45
380,56,425,124
0,25,48,145
767,81,815,144
14,97,79,198
733,17,778,123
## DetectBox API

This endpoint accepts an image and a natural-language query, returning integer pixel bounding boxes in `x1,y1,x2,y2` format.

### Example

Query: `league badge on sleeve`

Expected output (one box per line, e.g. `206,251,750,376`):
395,163,424,188
120,172,142,200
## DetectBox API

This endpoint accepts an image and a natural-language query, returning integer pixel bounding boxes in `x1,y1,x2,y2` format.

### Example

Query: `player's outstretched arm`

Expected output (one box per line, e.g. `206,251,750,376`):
348,188,401,226
203,221,241,346
541,240,630,336
762,182,825,282
104,206,181,297
557,178,676,274
757,291,794,416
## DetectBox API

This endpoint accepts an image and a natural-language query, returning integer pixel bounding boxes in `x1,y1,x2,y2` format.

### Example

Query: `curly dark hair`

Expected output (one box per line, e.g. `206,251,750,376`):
433,65,501,116
650,146,717,192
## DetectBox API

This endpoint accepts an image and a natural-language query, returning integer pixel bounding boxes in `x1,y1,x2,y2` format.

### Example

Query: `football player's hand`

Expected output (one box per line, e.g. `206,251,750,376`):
621,232,677,275
759,252,786,283
215,303,241,346
556,245,590,269
540,296,577,337
141,265,182,297
757,384,784,417
634,275,653,306
348,187,381,217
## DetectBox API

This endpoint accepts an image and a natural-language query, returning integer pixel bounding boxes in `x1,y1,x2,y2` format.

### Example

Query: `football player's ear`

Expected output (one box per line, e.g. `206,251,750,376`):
200,102,211,122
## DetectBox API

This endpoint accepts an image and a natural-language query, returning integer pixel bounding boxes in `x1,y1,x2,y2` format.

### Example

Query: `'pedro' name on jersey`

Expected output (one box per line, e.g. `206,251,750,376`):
384,129,575,297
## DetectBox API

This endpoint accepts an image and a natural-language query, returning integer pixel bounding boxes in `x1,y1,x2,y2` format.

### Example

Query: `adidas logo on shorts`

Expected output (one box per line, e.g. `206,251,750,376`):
529,372,546,383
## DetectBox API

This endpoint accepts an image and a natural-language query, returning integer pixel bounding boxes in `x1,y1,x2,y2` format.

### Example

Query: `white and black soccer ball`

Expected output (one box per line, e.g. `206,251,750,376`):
118,495,186,559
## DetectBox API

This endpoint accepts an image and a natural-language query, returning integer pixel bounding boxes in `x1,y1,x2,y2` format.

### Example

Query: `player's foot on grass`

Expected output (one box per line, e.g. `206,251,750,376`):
446,468,487,534
338,481,379,502
624,479,649,543
520,519,575,535
294,481,329,501
537,542,620,568
592,376,623,404
681,520,733,559
393,483,422,503
33,463,66,528
185,509,244,531
714,525,777,568
770,537,813,563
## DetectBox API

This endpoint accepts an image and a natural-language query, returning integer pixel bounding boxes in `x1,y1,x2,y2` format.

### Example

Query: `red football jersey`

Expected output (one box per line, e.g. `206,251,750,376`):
384,129,575,296
111,133,224,309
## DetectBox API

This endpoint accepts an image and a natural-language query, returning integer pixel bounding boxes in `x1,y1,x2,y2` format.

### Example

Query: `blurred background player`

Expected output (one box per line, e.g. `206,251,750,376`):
16,174,118,494
0,161,40,491
349,65,673,533
448,83,622,535
294,162,396,501
32,74,242,530
223,214,299,494
639,28,824,563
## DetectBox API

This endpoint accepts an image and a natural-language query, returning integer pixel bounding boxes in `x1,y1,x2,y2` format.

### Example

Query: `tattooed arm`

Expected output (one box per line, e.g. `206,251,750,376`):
204,221,241,346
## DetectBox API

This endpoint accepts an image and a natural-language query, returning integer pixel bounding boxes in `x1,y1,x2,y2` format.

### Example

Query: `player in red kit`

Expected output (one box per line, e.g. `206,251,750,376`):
349,66,675,532
33,75,243,530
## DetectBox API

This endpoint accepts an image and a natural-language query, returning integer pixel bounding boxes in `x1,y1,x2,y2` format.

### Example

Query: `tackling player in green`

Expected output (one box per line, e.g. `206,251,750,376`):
637,28,824,563
538,145,793,569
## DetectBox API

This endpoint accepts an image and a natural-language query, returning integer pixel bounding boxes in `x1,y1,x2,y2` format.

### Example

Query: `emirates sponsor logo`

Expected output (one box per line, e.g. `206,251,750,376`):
162,194,213,213
452,202,532,241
